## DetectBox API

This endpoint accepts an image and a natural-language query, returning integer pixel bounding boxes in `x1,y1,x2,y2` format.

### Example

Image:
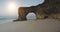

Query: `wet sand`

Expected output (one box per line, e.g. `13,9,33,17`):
0,19,60,32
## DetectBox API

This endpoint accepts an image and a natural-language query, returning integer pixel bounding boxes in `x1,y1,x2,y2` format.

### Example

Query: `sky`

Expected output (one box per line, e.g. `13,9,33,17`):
0,0,44,17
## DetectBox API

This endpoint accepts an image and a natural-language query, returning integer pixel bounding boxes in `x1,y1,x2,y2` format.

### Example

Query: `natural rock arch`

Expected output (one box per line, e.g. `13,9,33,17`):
26,12,36,20
14,0,60,21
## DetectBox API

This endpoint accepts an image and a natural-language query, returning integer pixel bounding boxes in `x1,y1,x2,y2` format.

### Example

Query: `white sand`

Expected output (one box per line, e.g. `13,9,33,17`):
0,19,60,32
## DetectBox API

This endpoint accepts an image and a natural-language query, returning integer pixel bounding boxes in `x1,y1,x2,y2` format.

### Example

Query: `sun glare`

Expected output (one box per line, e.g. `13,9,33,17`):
6,2,18,15
9,3,15,10
7,2,17,10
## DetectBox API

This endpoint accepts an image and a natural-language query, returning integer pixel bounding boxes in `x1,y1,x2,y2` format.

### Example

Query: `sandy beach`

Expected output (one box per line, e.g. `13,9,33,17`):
0,19,60,32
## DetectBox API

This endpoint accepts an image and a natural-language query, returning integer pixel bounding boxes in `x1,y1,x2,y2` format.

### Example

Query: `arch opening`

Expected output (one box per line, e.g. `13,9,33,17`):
26,12,36,20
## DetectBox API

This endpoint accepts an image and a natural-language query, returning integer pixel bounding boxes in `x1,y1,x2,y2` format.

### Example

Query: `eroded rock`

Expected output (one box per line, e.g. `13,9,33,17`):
14,0,60,21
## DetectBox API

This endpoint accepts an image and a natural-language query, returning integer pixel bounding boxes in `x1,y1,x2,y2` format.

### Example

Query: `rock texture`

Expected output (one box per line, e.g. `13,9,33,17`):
15,0,60,21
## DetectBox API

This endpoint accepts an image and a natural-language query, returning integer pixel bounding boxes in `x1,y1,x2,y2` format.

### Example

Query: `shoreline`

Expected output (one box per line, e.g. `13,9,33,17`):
0,19,60,24
0,19,60,32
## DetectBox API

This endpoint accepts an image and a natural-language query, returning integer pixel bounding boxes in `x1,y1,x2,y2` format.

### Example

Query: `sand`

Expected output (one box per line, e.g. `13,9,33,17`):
0,19,60,32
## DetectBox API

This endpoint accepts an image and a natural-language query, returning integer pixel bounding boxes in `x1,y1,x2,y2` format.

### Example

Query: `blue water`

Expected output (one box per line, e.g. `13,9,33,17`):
0,16,17,24
0,13,36,24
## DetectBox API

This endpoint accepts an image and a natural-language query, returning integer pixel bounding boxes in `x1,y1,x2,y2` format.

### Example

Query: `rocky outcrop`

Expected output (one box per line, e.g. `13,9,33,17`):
14,0,60,21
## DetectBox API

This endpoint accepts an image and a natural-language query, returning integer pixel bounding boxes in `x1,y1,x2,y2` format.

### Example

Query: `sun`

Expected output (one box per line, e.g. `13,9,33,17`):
7,2,17,11
6,2,18,15
8,3,15,10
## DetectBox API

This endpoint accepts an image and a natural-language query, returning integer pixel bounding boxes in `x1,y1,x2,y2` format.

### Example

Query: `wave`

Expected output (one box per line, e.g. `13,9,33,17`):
0,16,17,24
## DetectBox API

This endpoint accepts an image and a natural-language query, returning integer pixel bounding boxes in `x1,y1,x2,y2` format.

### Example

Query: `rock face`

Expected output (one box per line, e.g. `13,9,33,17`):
15,0,60,21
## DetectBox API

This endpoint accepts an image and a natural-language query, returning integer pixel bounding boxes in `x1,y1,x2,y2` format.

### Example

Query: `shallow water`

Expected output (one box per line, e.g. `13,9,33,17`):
0,16,17,24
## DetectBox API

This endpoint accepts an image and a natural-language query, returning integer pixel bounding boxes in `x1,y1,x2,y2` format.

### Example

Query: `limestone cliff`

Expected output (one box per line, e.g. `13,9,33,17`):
14,0,60,21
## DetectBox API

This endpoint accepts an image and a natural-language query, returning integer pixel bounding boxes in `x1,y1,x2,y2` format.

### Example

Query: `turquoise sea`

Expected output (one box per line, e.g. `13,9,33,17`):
0,16,17,24
0,13,36,24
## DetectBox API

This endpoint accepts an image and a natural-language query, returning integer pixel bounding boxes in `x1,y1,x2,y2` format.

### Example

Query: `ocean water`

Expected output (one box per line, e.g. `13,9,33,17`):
0,13,36,24
0,16,17,24
0,16,36,24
